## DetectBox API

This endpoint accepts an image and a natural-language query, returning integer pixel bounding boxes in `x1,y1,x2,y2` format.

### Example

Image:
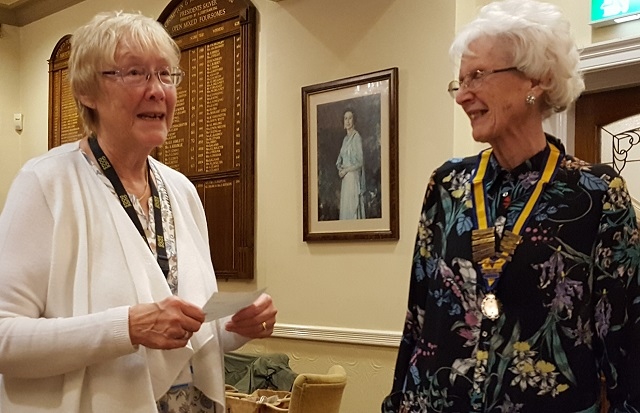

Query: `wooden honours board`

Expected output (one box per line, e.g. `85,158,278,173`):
47,0,257,279
158,0,257,280
48,35,83,148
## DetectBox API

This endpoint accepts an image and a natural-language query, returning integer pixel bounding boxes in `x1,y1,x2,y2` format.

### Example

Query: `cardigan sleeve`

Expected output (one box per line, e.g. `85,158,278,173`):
0,167,136,379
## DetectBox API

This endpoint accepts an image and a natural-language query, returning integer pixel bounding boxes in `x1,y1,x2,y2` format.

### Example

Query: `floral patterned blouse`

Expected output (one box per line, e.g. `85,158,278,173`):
382,136,640,413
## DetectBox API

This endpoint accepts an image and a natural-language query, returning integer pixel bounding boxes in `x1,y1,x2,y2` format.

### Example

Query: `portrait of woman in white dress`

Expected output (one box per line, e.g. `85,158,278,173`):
315,95,382,223
336,109,366,220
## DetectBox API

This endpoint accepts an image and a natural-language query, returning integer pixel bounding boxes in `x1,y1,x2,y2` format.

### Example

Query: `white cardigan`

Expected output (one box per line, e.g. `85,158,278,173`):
0,142,247,412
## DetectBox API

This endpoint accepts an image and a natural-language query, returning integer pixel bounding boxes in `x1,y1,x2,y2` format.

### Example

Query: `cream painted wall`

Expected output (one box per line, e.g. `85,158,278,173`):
249,0,455,332
1,1,640,412
237,1,456,410
0,24,22,207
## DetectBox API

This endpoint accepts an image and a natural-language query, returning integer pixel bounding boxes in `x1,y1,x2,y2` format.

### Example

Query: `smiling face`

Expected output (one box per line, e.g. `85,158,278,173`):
80,46,177,156
455,37,535,148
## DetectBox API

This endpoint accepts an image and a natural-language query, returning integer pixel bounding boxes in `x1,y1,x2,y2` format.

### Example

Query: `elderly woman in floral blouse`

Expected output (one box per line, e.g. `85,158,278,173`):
383,1,640,412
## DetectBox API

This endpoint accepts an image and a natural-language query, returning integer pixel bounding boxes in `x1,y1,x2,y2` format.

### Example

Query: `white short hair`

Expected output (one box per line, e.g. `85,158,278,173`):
449,0,584,118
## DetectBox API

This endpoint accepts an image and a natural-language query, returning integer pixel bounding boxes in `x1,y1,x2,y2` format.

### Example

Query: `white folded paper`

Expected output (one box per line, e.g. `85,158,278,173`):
202,288,266,322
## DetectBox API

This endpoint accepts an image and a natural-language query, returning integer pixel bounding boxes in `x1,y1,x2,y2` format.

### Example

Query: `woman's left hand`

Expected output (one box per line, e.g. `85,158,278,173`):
225,293,277,338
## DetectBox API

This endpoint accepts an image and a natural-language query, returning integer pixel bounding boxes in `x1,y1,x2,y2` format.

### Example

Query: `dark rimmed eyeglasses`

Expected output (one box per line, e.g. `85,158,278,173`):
101,66,185,87
447,67,519,98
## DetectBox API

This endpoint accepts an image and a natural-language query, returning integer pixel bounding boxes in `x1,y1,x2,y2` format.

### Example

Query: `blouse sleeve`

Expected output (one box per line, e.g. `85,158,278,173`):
388,171,440,396
591,175,640,411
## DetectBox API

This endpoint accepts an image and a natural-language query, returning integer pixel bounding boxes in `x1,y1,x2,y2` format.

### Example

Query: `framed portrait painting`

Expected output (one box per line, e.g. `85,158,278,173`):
302,68,399,241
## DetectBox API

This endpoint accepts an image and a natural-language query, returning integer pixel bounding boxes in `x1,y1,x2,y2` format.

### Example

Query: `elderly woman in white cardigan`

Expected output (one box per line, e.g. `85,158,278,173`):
0,11,276,413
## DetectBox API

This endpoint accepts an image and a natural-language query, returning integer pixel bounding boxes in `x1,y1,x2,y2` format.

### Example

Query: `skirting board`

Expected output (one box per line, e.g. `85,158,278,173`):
272,323,402,348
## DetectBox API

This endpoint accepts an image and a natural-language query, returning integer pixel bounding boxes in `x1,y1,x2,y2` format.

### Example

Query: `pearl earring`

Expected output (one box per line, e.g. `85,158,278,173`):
526,94,536,105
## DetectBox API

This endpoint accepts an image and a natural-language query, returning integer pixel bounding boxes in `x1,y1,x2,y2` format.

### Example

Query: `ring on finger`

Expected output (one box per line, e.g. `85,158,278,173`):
182,331,190,340
261,321,267,331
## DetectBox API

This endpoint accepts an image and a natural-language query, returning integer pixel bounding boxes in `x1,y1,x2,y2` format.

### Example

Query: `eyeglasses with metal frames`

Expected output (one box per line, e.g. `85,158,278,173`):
101,66,185,87
447,66,519,98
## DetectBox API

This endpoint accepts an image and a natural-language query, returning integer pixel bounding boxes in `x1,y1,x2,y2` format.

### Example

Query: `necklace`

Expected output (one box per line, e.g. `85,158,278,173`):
132,169,149,199
471,143,561,320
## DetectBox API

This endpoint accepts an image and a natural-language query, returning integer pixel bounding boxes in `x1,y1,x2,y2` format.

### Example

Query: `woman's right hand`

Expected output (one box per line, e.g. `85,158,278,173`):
128,296,205,349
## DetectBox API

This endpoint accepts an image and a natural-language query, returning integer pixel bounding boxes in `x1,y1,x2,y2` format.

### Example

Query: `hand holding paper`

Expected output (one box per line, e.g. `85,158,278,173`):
208,290,277,339
202,288,266,322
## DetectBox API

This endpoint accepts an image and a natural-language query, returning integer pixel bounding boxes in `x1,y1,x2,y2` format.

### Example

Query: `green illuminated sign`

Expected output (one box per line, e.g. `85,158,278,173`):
591,0,640,26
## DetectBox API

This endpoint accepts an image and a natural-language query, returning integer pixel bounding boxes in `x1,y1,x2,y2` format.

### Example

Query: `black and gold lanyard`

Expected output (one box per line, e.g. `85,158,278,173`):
88,135,170,278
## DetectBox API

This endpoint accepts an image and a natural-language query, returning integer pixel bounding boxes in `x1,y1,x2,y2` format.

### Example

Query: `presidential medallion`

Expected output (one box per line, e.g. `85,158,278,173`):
481,293,501,320
471,144,561,323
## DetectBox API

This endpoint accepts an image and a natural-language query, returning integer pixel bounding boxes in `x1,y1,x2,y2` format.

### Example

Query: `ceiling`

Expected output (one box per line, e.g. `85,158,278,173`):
0,0,84,27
